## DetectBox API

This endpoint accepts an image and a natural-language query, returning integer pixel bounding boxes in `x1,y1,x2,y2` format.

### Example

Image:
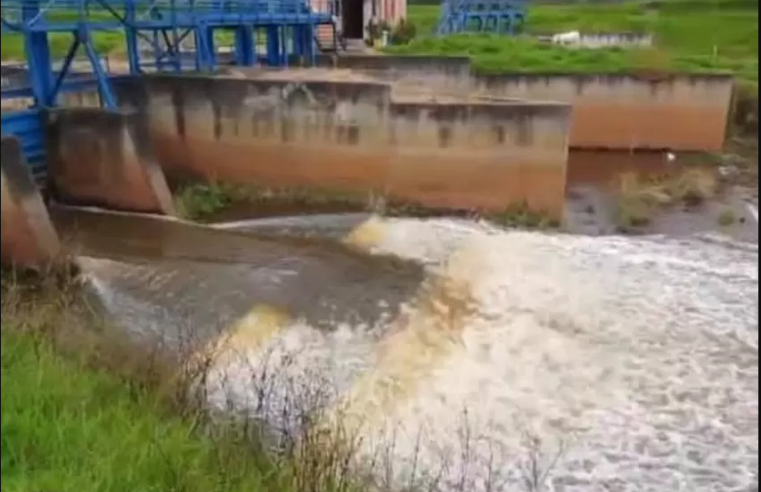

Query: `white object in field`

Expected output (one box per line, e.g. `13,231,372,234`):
552,30,581,45
381,30,389,47
666,152,676,162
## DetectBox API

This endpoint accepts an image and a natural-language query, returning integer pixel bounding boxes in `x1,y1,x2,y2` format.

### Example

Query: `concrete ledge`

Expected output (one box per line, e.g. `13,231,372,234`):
1,136,60,268
45,108,176,216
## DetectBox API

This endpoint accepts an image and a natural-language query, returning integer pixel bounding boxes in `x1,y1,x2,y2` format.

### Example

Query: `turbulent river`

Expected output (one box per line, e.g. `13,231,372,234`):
55,206,759,492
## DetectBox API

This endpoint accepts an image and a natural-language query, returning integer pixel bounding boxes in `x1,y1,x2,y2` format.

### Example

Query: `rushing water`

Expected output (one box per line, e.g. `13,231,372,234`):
61,207,759,492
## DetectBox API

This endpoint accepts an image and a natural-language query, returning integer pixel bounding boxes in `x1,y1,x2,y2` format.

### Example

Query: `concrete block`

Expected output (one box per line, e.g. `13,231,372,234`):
0,136,60,268
471,73,734,151
45,108,176,215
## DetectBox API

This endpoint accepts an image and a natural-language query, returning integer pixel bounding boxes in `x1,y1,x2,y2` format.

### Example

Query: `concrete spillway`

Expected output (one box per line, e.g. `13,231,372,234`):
55,206,759,492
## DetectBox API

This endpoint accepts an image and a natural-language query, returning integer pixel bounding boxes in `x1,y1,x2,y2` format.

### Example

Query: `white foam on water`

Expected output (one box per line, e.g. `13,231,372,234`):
80,217,759,492
343,224,758,491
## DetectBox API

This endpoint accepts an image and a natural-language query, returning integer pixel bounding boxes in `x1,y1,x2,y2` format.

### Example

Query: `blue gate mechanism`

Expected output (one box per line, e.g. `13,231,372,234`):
1,0,341,180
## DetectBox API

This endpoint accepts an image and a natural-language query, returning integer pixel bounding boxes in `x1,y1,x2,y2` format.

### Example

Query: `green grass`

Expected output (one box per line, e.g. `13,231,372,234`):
0,274,367,492
399,0,758,85
1,29,126,62
0,325,280,492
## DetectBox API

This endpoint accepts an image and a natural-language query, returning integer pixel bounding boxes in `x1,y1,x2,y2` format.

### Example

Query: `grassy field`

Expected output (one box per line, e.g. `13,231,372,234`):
397,0,758,84
1,1,757,86
0,278,357,492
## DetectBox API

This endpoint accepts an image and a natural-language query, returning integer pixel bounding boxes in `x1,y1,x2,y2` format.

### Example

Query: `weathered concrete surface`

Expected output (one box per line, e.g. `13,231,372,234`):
45,108,176,215
114,73,572,218
308,56,734,152
317,55,473,90
0,136,60,268
59,90,103,108
52,61,734,218
471,74,734,151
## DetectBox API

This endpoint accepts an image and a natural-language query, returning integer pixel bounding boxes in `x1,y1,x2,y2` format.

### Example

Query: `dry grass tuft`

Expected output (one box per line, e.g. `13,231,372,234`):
614,167,719,231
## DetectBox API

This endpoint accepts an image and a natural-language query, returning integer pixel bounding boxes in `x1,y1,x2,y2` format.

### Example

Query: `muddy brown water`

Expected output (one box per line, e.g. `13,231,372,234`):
45,176,759,492
50,204,426,349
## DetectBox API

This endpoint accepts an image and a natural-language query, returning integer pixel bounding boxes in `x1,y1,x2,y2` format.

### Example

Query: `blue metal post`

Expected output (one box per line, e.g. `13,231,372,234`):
305,24,316,65
266,25,280,66
79,26,117,108
195,24,217,71
22,0,54,107
124,0,141,74
280,25,288,66
23,32,54,107
48,36,80,105
235,25,255,66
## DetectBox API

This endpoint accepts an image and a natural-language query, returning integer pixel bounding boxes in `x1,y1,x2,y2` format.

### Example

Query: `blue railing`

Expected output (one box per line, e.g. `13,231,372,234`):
436,0,528,35
1,0,332,33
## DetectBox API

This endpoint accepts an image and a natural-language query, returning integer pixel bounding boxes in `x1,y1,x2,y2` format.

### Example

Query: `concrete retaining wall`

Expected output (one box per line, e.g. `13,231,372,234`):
1,137,60,268
314,56,734,152
45,108,175,215
60,58,737,153
114,74,572,218
471,73,734,151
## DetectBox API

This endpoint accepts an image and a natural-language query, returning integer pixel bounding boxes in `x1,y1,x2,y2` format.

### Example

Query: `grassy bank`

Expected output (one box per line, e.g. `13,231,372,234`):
0,276,357,492
1,331,269,492
398,0,757,85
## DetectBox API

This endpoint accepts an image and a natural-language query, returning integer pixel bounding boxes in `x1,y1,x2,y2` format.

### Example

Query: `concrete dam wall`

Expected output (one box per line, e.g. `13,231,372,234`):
2,57,737,268
115,72,572,218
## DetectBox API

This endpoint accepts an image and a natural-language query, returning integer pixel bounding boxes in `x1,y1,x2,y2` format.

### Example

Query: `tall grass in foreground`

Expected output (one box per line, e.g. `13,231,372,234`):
0,273,359,492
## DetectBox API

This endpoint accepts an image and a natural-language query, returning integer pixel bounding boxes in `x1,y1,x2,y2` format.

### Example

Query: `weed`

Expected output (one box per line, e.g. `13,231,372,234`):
491,202,560,229
390,19,419,46
172,179,385,222
613,168,718,231
173,181,240,220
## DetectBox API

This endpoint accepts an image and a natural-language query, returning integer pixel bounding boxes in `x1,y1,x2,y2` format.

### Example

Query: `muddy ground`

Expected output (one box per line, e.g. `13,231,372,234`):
564,144,759,243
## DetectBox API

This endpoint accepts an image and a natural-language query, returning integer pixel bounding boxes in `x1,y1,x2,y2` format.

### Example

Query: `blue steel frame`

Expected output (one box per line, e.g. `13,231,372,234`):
1,0,335,179
435,0,527,36
1,0,335,109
